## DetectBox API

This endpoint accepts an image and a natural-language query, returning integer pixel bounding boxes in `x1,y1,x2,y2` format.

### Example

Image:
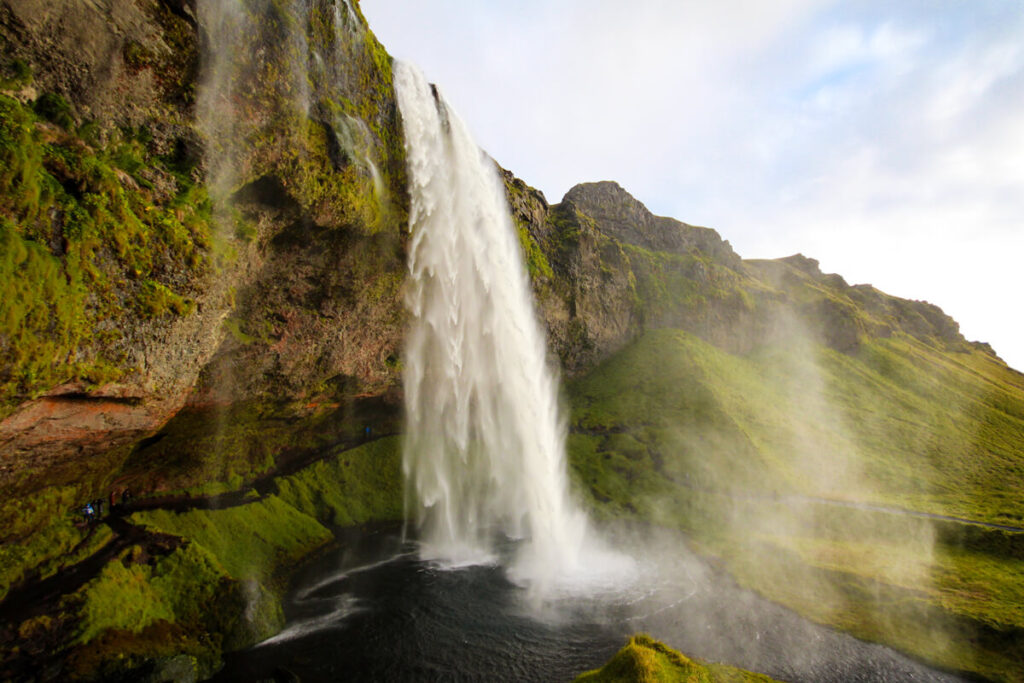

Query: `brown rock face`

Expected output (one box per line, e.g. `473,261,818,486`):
563,181,741,267
1,0,198,143
0,385,177,477
0,0,407,487
506,175,977,374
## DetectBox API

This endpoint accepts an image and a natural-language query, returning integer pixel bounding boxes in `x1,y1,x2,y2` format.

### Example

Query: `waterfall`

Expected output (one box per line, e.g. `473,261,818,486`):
395,62,600,593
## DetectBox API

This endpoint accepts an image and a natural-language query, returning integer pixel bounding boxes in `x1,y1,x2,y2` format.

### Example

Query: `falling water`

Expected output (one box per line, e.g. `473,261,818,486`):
396,63,617,594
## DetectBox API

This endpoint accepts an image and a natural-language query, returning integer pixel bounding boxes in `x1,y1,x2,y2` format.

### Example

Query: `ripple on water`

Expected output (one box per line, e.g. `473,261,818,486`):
214,530,969,683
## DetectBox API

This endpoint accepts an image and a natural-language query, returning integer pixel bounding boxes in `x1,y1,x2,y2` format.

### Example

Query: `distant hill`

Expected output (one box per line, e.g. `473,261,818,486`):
507,176,1004,373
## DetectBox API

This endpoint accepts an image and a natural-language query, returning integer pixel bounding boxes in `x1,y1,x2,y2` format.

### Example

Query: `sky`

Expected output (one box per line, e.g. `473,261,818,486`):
362,0,1024,371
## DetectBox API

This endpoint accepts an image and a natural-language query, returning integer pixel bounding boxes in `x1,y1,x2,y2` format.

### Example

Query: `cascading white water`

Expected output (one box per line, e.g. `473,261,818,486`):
395,62,597,593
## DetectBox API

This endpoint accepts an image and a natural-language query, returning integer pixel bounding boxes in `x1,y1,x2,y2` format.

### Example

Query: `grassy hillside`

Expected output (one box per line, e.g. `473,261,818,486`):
567,328,1024,682
1,437,404,681
575,634,780,683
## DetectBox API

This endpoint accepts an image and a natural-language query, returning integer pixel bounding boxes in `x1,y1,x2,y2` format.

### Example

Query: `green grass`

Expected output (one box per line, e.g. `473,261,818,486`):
47,437,401,674
575,634,780,682
566,327,1024,682
131,496,332,589
275,436,404,527
65,542,247,680
129,437,403,584
74,542,226,645
0,485,116,601
45,438,403,681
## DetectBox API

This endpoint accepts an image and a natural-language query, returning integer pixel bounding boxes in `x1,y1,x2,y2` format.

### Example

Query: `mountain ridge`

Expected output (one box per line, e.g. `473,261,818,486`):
503,172,995,374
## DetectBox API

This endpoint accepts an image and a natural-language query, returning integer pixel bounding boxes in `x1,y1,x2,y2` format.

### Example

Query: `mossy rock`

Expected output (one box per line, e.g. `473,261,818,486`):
575,634,779,682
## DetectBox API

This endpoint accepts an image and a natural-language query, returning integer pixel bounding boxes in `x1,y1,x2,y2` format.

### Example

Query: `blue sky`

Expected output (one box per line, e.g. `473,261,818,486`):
363,1,1024,370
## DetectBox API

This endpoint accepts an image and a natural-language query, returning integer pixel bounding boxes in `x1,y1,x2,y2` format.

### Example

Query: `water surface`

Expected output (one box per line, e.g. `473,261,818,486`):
214,525,966,682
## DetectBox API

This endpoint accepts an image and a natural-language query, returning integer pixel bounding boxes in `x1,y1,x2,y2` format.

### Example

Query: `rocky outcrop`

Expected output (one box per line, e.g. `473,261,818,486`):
0,0,222,475
0,0,198,146
508,177,780,372
746,254,970,354
506,177,977,372
563,181,741,268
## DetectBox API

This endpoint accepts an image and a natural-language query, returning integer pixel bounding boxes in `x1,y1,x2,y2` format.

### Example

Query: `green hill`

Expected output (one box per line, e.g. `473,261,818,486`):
575,634,779,683
566,328,1024,682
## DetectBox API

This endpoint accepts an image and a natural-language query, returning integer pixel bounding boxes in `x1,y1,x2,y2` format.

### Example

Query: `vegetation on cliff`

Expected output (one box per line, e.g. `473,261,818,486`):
1,1,409,678
574,634,780,683
2,2,1022,682
0,92,212,416
565,328,1024,682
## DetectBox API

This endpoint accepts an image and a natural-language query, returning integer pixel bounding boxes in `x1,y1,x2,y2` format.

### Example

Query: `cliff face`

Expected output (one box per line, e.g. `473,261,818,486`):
1,1,411,678
506,176,981,373
0,0,408,489
0,0,212,469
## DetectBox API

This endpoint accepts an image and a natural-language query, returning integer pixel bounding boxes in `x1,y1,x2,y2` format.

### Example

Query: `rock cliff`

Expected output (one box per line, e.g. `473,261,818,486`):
506,175,981,372
1,0,407,491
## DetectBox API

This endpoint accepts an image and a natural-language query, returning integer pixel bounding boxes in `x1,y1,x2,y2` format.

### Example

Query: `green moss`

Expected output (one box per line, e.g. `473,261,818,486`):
547,202,583,254
575,634,779,682
132,496,331,588
516,222,553,279
137,279,195,317
567,327,1024,682
0,499,113,601
0,58,32,90
275,436,403,527
72,438,401,675
216,2,407,239
33,93,74,129
222,316,256,345
68,542,246,680
0,94,213,415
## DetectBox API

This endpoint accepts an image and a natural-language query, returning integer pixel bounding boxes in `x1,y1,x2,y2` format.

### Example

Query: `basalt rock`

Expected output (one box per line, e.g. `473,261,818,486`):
507,177,979,371
563,181,741,268
0,0,407,488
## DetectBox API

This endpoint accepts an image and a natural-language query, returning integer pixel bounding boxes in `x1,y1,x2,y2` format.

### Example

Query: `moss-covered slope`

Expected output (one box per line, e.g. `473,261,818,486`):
566,328,1024,682
1,436,403,681
575,634,780,683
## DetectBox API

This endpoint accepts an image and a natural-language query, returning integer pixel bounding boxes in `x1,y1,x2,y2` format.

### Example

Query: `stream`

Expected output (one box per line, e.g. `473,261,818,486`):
212,524,967,683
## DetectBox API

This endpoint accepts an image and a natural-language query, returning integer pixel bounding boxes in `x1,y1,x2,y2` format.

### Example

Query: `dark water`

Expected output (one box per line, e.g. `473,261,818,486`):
214,525,967,683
